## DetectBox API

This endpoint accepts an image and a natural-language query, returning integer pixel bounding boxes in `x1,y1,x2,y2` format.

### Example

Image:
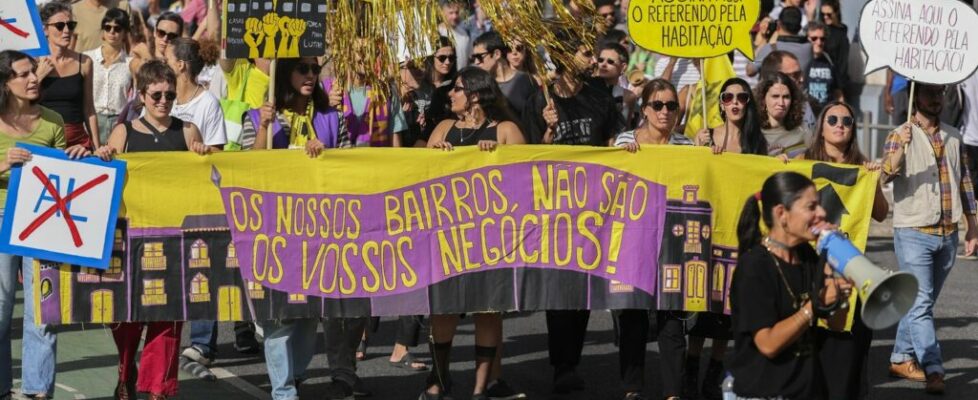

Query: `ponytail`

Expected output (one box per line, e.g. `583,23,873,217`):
737,195,763,254
737,172,817,253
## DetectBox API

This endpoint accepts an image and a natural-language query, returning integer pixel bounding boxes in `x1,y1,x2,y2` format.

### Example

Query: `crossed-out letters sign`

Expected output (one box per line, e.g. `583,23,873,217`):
0,1,49,57
0,144,125,269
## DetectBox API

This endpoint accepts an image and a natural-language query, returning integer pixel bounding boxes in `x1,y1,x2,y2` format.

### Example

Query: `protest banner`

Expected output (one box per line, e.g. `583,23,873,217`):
627,0,760,61
222,0,327,59
0,144,125,270
25,146,878,325
0,1,49,57
860,0,978,122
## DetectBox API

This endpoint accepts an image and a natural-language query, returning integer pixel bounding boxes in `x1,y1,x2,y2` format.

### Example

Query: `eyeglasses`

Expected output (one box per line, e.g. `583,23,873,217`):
648,100,679,112
295,63,322,76
470,51,490,64
720,92,750,105
451,85,465,93
826,115,854,128
46,21,77,32
102,24,126,33
808,36,825,42
435,54,455,63
146,90,177,103
597,57,618,66
155,29,179,41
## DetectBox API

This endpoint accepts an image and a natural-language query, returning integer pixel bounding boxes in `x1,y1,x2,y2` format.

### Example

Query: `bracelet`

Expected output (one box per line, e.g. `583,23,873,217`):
799,305,813,326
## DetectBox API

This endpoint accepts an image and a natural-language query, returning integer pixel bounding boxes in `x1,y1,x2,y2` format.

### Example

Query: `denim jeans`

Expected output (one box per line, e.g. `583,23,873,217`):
890,228,958,375
0,254,57,396
259,317,368,400
189,320,218,359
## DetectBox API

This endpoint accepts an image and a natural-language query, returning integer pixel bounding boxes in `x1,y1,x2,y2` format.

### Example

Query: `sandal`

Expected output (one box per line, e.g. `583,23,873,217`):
390,353,429,371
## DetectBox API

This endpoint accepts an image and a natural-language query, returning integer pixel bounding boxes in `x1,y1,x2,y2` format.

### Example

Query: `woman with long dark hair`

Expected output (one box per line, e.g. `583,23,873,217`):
756,72,809,157
694,77,767,155
130,11,184,78
0,49,89,400
422,67,524,400
96,60,209,400
84,7,131,144
37,1,99,150
798,101,887,400
729,172,852,399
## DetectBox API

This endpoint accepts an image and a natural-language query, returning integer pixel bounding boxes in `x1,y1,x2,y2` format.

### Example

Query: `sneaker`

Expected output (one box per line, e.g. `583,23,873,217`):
181,346,213,367
485,379,527,400
925,373,945,395
889,360,926,382
179,356,216,381
553,370,586,394
324,380,355,400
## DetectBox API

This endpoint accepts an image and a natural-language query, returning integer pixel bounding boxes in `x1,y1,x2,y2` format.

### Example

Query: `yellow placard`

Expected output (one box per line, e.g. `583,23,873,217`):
627,0,760,60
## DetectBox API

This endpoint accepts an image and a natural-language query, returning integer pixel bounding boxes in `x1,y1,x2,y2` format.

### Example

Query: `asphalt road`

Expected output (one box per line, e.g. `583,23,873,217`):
10,222,978,399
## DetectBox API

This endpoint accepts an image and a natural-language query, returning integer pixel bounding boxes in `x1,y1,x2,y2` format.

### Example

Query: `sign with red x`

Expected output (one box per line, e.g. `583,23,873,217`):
0,144,125,269
0,1,50,57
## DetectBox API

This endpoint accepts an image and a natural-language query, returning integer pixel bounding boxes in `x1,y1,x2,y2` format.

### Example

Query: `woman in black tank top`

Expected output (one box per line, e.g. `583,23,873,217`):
427,67,524,152
93,60,207,400
37,1,99,150
96,60,209,160
420,67,524,400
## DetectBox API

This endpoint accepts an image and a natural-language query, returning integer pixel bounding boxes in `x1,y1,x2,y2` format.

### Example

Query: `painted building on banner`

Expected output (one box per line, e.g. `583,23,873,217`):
657,185,714,312
711,245,737,314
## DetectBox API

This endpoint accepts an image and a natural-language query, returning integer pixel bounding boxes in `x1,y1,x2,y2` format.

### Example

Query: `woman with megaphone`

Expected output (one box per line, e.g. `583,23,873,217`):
728,171,853,399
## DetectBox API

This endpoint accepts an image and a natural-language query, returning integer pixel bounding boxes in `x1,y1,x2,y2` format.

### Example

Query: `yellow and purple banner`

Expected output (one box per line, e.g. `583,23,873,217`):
34,146,878,324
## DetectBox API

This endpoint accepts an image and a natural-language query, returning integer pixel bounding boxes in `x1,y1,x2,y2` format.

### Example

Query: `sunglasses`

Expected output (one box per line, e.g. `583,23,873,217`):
155,29,179,41
648,100,679,112
720,92,750,105
470,51,490,64
46,21,77,32
451,85,465,93
146,90,177,103
826,115,854,128
513,44,525,52
295,63,322,76
809,36,825,42
597,57,618,66
102,24,126,33
435,54,455,63
822,12,835,18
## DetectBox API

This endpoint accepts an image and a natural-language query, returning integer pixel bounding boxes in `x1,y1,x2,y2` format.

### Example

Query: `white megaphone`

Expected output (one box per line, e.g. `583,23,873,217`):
816,231,918,330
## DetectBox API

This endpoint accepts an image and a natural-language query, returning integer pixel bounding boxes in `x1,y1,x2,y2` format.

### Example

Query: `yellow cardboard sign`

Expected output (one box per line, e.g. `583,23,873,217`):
627,0,760,60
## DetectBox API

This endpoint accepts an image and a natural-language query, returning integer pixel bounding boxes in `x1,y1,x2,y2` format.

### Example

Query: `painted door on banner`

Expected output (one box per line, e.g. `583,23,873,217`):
91,289,113,322
684,261,707,311
218,286,242,320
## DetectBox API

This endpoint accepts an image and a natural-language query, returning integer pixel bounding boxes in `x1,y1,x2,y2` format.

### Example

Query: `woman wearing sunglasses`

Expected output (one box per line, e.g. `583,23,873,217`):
421,37,460,144
694,77,768,156
37,1,100,151
84,8,131,145
756,72,809,157
613,78,692,400
794,100,887,400
422,67,525,400
130,12,184,81
94,60,208,400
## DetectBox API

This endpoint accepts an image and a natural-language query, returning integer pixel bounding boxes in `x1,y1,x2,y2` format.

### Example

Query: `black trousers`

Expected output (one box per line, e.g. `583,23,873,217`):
618,310,687,396
396,315,425,347
545,310,590,372
817,302,873,400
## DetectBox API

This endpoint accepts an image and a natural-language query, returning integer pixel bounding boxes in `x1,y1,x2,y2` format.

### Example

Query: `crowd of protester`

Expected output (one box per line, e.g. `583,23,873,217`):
1,0,975,399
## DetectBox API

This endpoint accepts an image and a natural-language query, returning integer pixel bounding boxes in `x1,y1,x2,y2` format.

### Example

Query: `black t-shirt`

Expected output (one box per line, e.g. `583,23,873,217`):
523,80,624,146
498,70,538,123
806,54,836,114
728,244,823,399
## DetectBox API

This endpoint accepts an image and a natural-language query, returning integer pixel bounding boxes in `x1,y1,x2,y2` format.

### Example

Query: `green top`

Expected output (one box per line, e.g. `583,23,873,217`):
0,107,67,206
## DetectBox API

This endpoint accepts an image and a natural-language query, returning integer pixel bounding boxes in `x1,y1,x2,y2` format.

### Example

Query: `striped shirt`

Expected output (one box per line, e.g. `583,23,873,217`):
883,129,977,235
614,130,694,147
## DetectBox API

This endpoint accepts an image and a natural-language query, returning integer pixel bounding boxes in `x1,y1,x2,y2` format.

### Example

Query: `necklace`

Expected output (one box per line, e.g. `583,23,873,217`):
763,237,809,309
457,118,489,144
